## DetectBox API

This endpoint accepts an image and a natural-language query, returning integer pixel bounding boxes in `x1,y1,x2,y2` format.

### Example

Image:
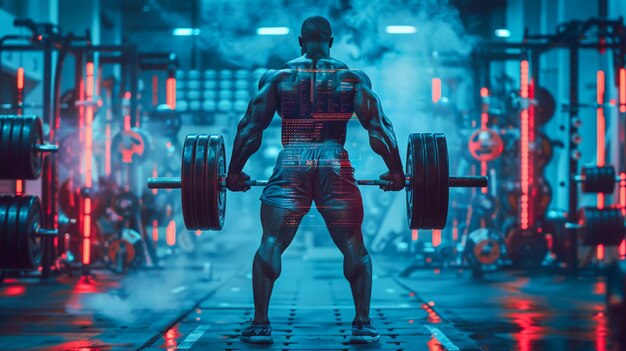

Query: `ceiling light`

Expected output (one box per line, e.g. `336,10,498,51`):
257,27,290,35
494,29,511,38
385,26,417,34
173,28,200,36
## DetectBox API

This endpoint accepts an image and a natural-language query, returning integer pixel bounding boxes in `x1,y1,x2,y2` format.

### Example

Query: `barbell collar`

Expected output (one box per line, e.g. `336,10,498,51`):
34,144,59,153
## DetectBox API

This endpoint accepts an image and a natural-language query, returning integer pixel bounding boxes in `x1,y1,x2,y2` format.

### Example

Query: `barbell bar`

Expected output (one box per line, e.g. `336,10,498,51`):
148,176,486,189
147,133,488,231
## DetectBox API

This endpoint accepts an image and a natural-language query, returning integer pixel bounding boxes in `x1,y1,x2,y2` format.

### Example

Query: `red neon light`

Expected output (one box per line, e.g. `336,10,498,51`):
166,77,176,109
152,75,158,106
15,180,23,196
152,219,159,242
596,245,605,261
519,60,531,230
621,173,626,214
431,78,441,103
82,61,95,267
597,71,605,212
82,200,92,265
166,220,176,246
619,68,626,112
620,240,626,258
432,230,441,247
452,219,458,241
412,229,418,241
16,67,24,90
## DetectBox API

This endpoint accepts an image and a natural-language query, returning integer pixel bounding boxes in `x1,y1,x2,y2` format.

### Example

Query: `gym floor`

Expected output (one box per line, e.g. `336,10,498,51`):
0,232,615,351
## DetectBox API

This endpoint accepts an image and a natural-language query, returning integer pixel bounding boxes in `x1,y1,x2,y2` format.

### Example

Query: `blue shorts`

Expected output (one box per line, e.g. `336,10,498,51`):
260,142,363,216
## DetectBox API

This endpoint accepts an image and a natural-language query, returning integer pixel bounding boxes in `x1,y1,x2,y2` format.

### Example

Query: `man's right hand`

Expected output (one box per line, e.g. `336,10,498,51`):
379,171,405,191
226,172,251,192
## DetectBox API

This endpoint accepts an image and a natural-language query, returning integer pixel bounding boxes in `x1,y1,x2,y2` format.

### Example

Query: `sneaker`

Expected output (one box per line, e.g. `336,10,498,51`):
350,319,381,344
240,321,273,344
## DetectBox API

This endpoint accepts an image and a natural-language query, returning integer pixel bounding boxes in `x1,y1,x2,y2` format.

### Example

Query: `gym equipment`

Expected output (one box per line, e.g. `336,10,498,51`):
506,86,556,126
574,165,619,194
503,132,554,167
506,228,549,268
0,196,57,270
103,228,144,274
504,179,552,216
467,128,503,162
147,133,488,231
59,179,106,220
464,228,506,268
112,128,152,165
606,260,626,347
471,193,498,217
0,116,58,179
111,192,140,220
141,191,176,226
575,207,625,246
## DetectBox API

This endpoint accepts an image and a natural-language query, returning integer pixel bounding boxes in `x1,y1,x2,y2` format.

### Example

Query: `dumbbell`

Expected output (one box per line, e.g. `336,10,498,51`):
147,133,488,231
565,207,626,246
574,165,620,194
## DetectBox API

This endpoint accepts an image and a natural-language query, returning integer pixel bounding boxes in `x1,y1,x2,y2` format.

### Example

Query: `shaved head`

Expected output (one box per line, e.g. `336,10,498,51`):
300,16,332,40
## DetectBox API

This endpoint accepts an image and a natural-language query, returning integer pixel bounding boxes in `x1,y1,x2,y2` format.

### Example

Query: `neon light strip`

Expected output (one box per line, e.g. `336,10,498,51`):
82,62,95,266
596,71,605,261
105,88,112,176
431,78,441,103
166,220,177,246
412,229,418,241
152,219,159,242
519,60,530,230
16,67,24,194
481,87,489,194
620,68,626,113
166,77,176,109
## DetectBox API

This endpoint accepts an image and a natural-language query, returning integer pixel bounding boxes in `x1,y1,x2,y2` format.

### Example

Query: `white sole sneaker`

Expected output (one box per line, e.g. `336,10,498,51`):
240,335,273,344
350,334,381,344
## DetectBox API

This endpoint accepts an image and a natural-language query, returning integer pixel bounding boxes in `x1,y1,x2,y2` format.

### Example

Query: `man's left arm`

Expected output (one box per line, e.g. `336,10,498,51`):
226,70,278,191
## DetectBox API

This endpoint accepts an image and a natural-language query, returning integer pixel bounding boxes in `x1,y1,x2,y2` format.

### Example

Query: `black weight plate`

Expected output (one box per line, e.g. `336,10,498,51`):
421,134,437,229
407,133,424,229
0,117,6,178
0,197,10,267
1,117,16,179
26,117,44,179
18,196,43,269
181,135,198,229
12,117,25,179
534,86,556,126
194,135,210,229
581,166,616,194
207,135,226,230
4,197,20,269
433,133,449,229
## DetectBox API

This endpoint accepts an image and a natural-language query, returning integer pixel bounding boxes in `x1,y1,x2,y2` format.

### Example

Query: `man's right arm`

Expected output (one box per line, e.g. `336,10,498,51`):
353,72,404,179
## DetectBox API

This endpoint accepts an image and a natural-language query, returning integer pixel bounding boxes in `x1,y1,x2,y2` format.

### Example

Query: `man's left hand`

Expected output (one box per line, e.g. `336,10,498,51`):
226,172,251,192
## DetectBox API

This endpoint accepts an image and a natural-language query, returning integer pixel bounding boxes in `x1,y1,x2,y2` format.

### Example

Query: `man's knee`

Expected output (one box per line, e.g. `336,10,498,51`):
255,239,282,280
343,251,372,282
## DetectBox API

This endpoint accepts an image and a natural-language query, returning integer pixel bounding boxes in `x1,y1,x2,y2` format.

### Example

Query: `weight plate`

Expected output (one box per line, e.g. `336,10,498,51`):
422,134,437,229
580,207,625,246
4,197,20,269
433,133,449,229
207,135,226,230
18,117,43,179
112,128,152,165
581,166,616,194
0,197,11,267
194,135,210,229
0,117,9,178
406,133,424,229
465,227,504,267
17,196,43,269
506,228,548,268
467,128,504,162
111,192,140,219
2,117,18,179
181,135,199,229
534,86,556,126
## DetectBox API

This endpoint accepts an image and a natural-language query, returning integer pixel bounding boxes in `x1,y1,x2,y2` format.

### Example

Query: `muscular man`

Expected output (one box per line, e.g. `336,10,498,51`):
226,16,404,344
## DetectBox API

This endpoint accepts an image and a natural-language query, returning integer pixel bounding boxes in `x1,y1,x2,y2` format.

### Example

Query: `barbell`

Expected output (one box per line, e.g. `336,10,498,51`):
0,195,57,270
574,165,620,194
147,133,487,231
0,115,58,179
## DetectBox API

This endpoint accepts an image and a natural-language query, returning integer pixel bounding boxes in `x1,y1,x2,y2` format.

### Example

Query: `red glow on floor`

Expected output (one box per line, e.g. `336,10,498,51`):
164,325,180,350
2,285,26,297
504,296,546,351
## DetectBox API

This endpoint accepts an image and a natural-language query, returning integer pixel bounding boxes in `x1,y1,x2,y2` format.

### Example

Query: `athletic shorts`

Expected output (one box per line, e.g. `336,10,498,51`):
260,142,363,216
